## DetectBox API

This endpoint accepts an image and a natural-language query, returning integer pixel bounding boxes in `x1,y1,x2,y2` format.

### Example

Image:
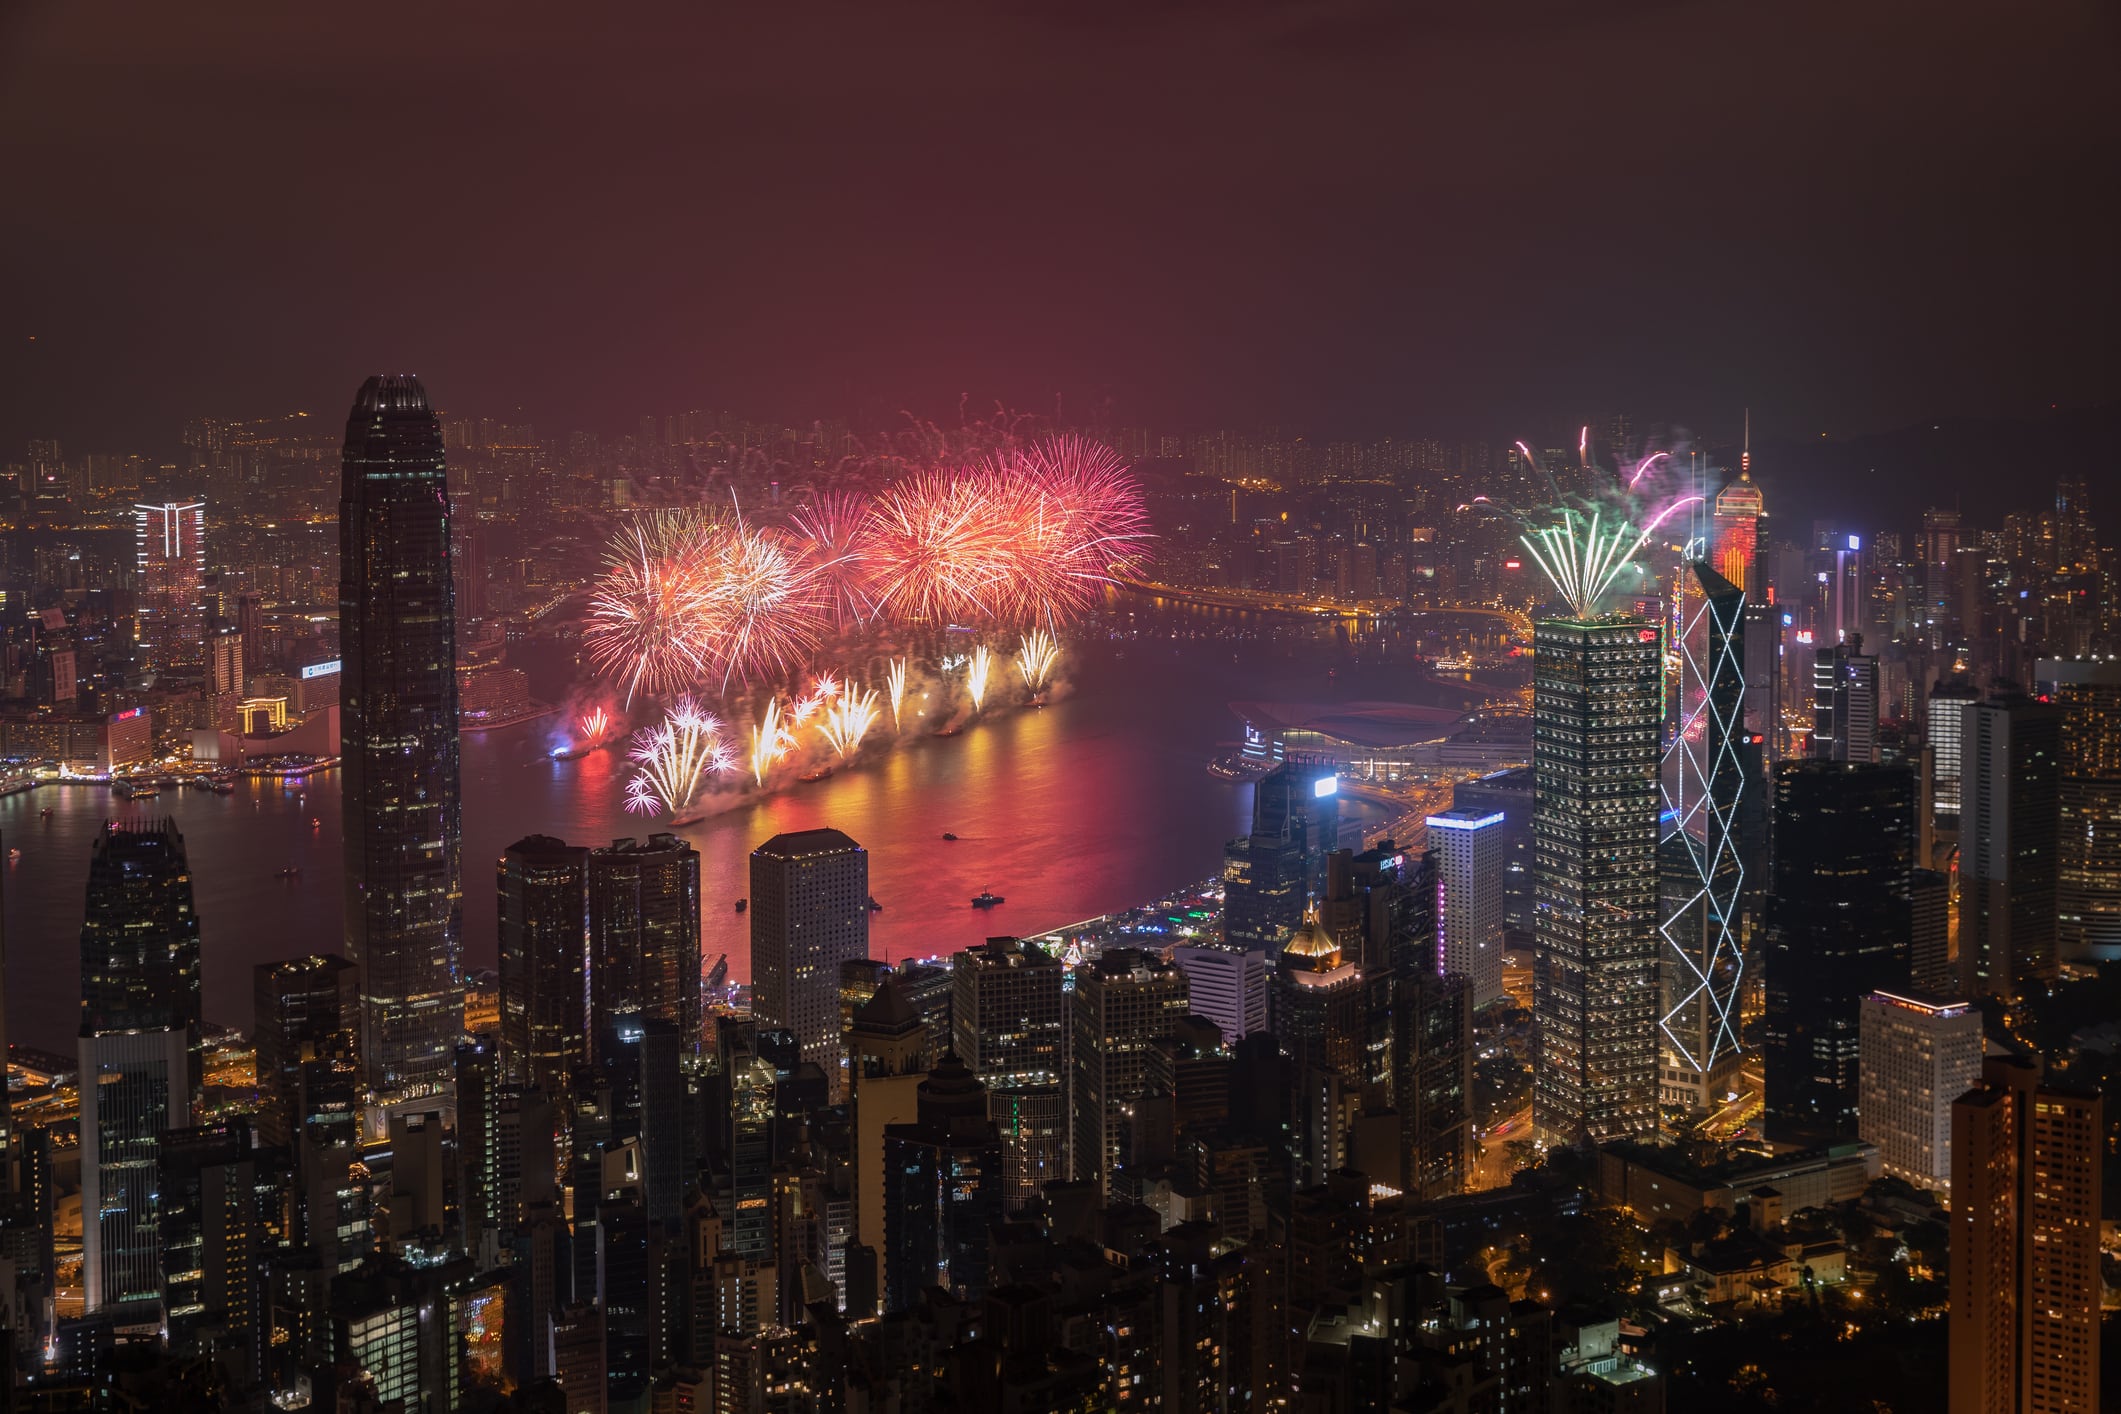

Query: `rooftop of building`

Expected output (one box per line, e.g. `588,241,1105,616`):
752,827,863,858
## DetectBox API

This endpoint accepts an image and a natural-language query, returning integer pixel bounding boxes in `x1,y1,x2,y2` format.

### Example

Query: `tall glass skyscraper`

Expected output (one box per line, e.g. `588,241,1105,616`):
1532,617,1663,1146
132,500,206,671
1657,562,1748,1118
340,375,463,1098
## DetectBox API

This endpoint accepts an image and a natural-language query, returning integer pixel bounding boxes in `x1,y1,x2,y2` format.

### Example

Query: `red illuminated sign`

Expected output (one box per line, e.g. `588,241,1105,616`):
1638,629,1657,642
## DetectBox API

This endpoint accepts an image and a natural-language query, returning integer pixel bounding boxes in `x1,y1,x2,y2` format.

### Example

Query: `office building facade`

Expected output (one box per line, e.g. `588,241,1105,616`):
1962,696,2063,998
134,500,207,671
588,833,703,1050
749,829,869,1077
340,375,464,1098
1856,990,1982,1194
2036,659,2121,964
497,835,592,1094
1070,949,1190,1197
1531,617,1663,1145
1427,808,1506,1008
1173,944,1269,1042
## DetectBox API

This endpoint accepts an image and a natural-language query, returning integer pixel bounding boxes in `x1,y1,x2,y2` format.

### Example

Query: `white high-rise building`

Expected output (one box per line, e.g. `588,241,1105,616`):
1857,989,1983,1194
1173,944,1268,1041
1426,807,1506,1008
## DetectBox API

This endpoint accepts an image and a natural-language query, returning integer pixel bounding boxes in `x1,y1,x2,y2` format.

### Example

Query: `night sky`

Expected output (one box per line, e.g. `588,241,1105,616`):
3,1,2115,451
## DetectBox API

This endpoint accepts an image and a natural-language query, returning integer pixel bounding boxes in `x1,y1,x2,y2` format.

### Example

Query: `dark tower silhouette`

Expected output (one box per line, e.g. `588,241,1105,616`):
339,375,463,1098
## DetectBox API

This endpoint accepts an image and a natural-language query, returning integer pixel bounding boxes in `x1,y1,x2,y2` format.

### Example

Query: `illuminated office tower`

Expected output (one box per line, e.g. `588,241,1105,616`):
497,835,591,1095
2037,659,2121,964
750,829,869,1077
1450,766,1533,934
1927,679,1980,836
1658,563,1748,1117
1856,990,1981,1194
1710,459,1764,597
951,938,1067,1209
1531,617,1663,1146
1253,761,1342,897
880,1055,1003,1314
133,500,206,670
210,625,245,695
1763,762,1915,1143
589,833,703,1050
340,375,464,1098
1274,914,1364,1185
1810,635,1879,763
1949,1057,2103,1414
1070,948,1189,1197
80,819,204,1102
1962,695,2063,999
1425,807,1506,1007
1740,600,1782,759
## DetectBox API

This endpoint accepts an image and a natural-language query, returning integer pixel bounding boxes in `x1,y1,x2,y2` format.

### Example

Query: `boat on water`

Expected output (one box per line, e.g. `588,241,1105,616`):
970,890,1004,909
113,781,159,800
734,899,747,914
210,780,234,794
941,832,958,841
868,897,883,912
798,766,834,784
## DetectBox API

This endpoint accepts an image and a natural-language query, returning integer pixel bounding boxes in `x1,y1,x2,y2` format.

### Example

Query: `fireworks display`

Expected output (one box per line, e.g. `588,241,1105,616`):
1503,442,1705,620
748,698,794,787
570,432,1145,811
625,697,735,816
582,435,1148,700
886,657,908,731
1016,628,1059,695
819,688,880,758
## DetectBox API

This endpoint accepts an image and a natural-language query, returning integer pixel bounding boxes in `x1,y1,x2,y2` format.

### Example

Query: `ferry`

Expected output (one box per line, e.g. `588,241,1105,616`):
941,832,958,842
970,890,1004,909
113,781,159,800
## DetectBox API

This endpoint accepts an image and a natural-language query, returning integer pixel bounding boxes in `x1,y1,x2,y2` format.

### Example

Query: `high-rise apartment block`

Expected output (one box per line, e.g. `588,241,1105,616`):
498,835,592,1094
2036,659,2121,964
1857,990,1982,1194
951,938,1068,1209
1949,1057,2103,1414
750,829,869,1077
588,833,702,1049
1532,617,1663,1145
340,375,464,1098
1426,807,1506,1008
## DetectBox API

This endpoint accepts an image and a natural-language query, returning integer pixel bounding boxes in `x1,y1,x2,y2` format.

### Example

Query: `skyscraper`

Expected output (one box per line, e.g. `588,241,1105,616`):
1763,761,1915,1144
253,953,358,1147
497,835,591,1095
1449,766,1534,935
750,828,869,1078
1658,562,1748,1117
1856,990,1982,1194
340,375,464,1098
1810,635,1879,763
1962,695,2063,999
1949,1057,2103,1414
80,818,204,1100
1426,808,1506,1008
79,1029,192,1313
1927,678,1980,837
1222,761,1339,955
1531,617,1663,1146
133,500,206,670
1070,948,1189,1197
1172,944,1270,1042
2037,659,2121,964
1710,465,1764,597
588,833,703,1051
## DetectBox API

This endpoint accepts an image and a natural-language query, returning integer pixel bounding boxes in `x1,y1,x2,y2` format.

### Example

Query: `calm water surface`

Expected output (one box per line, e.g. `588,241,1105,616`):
1,606,1480,1052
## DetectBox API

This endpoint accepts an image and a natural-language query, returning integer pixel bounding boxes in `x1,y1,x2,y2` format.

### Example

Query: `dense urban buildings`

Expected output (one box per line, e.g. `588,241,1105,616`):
1531,616,1663,1146
338,374,465,1099
1857,989,1983,1194
2038,658,2121,964
1961,695,2063,998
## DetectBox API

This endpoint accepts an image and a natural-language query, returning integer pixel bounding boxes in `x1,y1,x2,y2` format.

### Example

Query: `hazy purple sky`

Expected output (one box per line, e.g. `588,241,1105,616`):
3,1,2115,449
